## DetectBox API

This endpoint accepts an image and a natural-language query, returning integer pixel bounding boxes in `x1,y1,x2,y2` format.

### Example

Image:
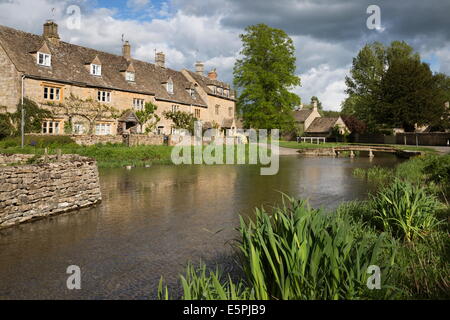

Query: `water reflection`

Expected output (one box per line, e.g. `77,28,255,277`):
0,155,401,299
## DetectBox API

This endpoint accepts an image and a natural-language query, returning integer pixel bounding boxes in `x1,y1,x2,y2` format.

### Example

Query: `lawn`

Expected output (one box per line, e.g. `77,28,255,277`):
278,140,438,154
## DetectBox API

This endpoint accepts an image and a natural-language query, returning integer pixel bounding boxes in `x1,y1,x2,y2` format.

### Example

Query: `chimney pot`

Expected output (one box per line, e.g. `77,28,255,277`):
156,52,165,68
123,41,131,60
195,62,204,75
43,20,60,45
208,69,217,80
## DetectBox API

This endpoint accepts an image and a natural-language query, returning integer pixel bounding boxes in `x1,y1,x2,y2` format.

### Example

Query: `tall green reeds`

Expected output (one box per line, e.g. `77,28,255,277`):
370,179,443,242
236,195,396,300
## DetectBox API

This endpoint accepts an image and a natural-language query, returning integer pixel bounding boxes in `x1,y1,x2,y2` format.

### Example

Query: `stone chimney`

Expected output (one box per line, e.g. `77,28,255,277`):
312,100,318,111
43,20,60,45
156,52,165,68
299,103,304,110
195,62,204,75
208,69,217,80
123,41,131,61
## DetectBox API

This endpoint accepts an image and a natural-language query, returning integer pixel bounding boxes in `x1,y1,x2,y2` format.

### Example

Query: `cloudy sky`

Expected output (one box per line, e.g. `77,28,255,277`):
0,0,449,111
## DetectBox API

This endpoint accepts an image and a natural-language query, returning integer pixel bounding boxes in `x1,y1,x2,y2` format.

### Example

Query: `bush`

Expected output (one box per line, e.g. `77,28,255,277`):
370,179,443,242
0,113,15,139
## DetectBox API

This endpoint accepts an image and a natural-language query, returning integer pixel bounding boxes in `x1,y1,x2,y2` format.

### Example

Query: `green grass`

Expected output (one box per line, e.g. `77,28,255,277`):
0,138,272,168
278,140,437,154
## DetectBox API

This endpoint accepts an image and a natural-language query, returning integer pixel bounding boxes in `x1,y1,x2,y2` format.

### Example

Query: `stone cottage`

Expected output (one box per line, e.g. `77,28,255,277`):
0,21,237,136
293,101,350,138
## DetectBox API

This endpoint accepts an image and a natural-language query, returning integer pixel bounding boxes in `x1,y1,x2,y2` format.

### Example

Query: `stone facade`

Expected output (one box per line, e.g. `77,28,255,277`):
0,22,237,137
0,43,21,113
0,154,102,229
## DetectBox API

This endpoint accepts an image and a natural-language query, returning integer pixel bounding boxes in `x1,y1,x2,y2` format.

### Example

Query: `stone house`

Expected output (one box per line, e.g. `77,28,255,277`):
293,102,322,133
0,21,237,136
293,101,350,138
304,116,349,137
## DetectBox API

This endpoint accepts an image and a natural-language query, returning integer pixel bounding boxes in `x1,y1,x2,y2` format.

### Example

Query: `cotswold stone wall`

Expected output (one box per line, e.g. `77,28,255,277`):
0,154,102,229
128,134,164,146
71,134,123,146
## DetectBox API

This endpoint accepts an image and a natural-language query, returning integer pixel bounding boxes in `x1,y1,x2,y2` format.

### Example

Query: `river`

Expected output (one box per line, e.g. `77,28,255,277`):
0,155,401,299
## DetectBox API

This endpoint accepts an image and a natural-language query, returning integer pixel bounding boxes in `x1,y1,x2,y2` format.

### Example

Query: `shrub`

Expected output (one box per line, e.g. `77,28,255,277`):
370,179,443,242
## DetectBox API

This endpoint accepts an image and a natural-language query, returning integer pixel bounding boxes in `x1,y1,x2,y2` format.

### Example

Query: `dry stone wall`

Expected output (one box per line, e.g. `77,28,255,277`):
0,154,102,228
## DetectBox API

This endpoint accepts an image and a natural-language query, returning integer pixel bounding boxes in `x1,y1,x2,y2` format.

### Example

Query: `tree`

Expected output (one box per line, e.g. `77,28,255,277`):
344,41,445,132
163,110,197,134
379,59,446,131
135,102,160,134
233,24,301,132
310,96,323,110
47,94,119,134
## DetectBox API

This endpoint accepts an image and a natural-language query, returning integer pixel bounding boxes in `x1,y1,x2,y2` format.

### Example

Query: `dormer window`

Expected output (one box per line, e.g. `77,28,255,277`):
37,52,51,67
224,89,229,98
167,79,174,94
91,64,102,76
126,71,135,82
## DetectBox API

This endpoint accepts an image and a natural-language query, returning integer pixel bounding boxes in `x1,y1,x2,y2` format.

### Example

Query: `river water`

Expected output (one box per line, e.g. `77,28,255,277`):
0,155,401,299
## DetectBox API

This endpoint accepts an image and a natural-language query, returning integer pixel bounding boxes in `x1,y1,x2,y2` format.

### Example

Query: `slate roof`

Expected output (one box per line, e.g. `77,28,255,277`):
0,24,207,107
185,70,236,102
305,117,340,133
294,109,313,122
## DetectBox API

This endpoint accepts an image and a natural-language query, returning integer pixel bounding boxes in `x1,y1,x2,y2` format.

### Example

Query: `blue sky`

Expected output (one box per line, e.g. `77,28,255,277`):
92,0,171,20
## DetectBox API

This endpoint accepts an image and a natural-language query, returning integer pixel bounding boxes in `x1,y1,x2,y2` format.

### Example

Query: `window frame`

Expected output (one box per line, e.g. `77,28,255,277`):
167,80,174,94
133,98,145,111
41,120,61,135
37,52,51,67
97,90,111,103
95,122,112,136
43,86,61,101
126,71,135,82
91,64,102,76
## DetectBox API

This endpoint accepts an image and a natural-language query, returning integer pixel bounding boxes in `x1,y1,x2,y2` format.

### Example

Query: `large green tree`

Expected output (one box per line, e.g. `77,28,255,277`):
379,57,445,131
233,24,301,132
344,41,447,132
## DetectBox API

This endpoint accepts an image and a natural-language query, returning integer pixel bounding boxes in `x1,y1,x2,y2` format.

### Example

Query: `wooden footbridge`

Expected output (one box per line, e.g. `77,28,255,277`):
298,145,423,158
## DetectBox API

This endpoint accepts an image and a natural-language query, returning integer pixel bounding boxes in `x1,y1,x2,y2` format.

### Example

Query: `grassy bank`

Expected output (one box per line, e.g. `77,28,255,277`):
0,136,271,168
278,140,437,154
159,154,449,300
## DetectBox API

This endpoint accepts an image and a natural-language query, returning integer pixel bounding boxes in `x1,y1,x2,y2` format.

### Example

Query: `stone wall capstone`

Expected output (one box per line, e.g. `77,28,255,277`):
0,154,102,229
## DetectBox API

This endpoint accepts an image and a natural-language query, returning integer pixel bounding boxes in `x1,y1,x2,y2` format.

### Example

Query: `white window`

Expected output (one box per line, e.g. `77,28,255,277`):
171,105,179,113
91,64,102,76
73,123,85,134
224,89,229,98
157,126,164,135
95,123,112,135
43,86,61,101
37,52,51,67
98,91,111,102
42,120,60,135
217,87,223,95
167,80,174,94
189,89,196,98
126,72,135,82
133,98,145,111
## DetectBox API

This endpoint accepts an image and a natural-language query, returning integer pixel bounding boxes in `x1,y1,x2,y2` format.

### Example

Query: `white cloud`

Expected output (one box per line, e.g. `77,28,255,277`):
295,65,349,111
